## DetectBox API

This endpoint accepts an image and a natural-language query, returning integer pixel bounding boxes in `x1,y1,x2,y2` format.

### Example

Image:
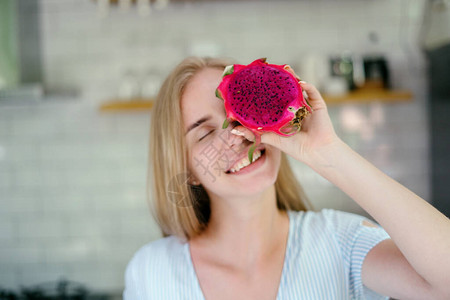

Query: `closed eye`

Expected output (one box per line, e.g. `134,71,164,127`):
199,130,214,141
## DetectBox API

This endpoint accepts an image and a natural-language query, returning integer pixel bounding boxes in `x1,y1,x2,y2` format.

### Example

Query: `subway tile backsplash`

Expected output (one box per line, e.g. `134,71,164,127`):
0,0,429,294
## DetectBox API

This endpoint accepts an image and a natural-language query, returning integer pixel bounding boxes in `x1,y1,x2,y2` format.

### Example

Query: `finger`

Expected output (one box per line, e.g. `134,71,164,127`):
283,66,326,110
230,125,255,142
232,126,286,154
283,65,301,81
299,81,327,110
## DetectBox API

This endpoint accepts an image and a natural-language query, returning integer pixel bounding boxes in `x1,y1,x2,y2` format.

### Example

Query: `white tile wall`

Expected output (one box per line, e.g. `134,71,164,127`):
0,102,157,293
0,0,429,294
37,0,429,101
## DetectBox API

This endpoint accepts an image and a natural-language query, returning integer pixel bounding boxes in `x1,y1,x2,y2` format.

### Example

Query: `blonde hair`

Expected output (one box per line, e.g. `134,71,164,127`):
149,56,312,242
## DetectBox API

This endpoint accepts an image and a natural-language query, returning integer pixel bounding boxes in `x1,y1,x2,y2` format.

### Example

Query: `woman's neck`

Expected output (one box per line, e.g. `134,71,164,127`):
192,185,289,272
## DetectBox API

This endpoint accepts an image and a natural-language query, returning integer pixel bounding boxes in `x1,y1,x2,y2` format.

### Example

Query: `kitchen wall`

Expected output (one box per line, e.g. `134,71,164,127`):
0,0,429,294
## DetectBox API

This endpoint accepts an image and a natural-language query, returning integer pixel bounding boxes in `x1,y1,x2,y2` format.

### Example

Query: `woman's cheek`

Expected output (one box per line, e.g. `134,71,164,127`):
190,139,232,182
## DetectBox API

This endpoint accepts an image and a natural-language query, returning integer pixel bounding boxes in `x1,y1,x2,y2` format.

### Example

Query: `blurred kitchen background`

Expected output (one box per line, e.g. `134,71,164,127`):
0,0,449,298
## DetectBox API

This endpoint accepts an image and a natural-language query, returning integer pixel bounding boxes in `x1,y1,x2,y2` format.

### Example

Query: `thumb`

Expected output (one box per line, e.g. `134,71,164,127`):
260,131,283,149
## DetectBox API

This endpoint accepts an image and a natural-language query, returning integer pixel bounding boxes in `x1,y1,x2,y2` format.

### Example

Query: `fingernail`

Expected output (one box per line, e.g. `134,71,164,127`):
231,129,244,136
299,80,307,84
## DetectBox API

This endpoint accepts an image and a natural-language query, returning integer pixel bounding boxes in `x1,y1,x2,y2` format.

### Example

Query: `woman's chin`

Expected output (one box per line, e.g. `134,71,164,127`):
225,169,279,197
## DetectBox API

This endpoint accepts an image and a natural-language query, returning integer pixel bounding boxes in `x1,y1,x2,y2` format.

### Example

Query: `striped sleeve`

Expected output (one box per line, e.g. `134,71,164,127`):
322,209,391,300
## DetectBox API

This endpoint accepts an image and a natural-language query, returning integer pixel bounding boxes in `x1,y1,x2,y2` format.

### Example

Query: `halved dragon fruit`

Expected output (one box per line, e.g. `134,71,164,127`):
215,58,312,162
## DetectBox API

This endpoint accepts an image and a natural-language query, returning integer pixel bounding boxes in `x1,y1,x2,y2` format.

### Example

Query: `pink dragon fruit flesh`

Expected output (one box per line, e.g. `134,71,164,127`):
215,58,312,163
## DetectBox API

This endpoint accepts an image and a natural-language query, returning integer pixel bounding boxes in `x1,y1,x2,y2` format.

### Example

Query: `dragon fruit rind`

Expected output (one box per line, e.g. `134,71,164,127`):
216,58,312,162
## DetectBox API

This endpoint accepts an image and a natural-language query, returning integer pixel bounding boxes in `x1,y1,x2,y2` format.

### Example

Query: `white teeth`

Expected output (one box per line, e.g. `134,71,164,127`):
252,150,261,162
229,149,263,173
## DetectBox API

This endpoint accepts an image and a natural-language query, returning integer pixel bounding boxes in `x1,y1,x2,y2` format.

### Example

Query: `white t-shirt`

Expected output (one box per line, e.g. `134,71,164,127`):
124,209,391,299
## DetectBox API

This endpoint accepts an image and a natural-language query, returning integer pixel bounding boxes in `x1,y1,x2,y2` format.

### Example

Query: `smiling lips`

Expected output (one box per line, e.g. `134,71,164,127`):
227,149,264,173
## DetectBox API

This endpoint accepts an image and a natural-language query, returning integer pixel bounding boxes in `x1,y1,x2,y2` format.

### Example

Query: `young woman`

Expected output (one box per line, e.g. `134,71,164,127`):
124,57,450,299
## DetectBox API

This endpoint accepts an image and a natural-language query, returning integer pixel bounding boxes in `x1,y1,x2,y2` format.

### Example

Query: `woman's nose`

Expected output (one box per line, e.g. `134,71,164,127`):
217,125,253,158
221,125,244,150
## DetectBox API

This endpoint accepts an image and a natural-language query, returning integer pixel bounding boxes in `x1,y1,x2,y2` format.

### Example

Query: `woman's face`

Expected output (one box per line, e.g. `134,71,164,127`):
181,67,281,199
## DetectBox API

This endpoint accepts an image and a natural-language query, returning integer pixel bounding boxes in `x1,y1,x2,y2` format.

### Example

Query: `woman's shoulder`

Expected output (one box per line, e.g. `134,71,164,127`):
288,208,387,243
288,208,352,226
123,236,190,298
129,235,185,260
125,235,186,274
286,210,390,299
289,208,373,227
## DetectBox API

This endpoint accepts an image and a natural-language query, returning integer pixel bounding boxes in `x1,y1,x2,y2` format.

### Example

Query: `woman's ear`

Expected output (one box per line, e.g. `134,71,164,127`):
188,173,200,186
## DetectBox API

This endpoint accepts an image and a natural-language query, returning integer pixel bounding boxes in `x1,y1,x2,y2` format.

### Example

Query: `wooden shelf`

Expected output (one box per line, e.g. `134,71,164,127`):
99,88,413,112
323,88,413,105
99,98,154,112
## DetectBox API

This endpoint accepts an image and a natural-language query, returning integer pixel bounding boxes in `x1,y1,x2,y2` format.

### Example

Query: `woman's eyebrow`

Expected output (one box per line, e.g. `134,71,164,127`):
185,115,212,135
